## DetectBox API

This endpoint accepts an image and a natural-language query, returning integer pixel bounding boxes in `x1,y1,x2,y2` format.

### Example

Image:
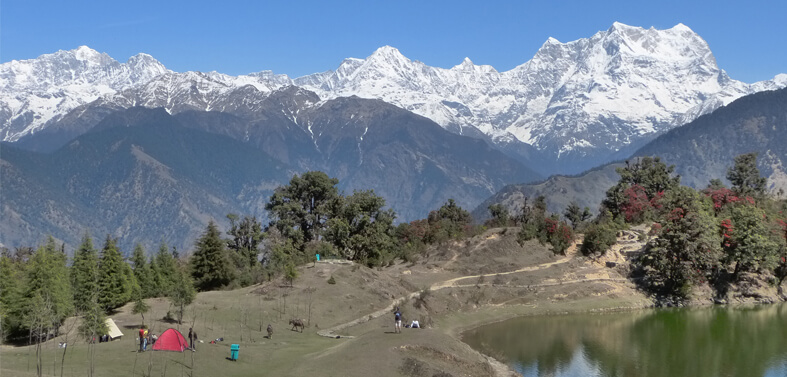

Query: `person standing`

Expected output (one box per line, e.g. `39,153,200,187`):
188,328,198,351
138,327,145,352
143,328,148,351
394,307,402,334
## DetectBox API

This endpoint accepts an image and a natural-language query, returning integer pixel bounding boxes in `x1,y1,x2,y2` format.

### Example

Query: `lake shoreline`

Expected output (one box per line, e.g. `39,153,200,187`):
439,287,787,376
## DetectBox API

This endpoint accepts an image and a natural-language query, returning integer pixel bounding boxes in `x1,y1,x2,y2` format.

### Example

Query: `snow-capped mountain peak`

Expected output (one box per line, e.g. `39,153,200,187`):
0,46,173,140
294,22,784,173
2,23,785,175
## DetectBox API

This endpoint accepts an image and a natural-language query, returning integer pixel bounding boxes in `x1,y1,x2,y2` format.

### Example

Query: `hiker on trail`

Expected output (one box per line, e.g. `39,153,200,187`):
394,307,402,334
188,328,198,351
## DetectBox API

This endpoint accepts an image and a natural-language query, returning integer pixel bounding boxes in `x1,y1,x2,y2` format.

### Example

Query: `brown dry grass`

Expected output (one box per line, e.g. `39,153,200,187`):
0,228,651,377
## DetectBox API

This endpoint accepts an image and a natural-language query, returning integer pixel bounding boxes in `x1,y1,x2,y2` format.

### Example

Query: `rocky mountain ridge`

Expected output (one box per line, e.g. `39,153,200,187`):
474,86,787,221
4,23,785,174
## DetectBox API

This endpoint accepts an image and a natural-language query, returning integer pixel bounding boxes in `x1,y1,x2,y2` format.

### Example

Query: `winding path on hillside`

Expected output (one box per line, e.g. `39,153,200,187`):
312,239,641,377
316,244,583,340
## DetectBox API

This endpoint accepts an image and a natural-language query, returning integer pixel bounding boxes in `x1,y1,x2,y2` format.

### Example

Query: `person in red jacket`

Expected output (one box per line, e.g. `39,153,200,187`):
138,327,146,352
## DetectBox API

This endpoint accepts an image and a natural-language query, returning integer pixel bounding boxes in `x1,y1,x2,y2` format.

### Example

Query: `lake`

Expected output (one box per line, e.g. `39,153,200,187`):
462,305,787,377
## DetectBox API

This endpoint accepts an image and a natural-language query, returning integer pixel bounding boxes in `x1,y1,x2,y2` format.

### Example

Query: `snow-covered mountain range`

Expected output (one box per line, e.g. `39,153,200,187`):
2,22,785,174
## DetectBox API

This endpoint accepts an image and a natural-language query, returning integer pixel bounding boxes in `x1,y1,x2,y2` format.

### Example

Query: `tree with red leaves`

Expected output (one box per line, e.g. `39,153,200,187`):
602,156,680,222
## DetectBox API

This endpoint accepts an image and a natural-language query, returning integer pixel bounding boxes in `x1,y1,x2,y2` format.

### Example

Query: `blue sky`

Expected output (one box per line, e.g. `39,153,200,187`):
1,0,784,82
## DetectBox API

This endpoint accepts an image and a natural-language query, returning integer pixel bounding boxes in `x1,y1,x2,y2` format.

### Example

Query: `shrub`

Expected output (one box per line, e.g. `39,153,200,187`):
581,223,618,256
549,221,575,255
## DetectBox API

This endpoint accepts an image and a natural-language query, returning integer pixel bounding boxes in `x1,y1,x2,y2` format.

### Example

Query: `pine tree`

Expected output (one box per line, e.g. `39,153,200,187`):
226,214,264,269
191,221,234,291
97,236,133,311
71,233,99,312
23,237,74,337
169,267,196,325
266,171,341,247
487,204,511,227
726,205,780,276
130,244,155,298
727,153,767,198
0,250,23,341
564,202,592,229
639,187,722,297
152,242,177,297
131,299,150,327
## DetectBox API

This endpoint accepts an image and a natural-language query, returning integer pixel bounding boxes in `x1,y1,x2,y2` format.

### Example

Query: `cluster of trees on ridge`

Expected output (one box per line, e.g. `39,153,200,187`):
590,153,787,299
3,154,786,346
0,171,480,345
466,153,787,300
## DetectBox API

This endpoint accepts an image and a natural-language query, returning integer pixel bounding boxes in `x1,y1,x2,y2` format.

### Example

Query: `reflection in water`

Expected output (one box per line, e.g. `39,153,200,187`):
462,305,787,377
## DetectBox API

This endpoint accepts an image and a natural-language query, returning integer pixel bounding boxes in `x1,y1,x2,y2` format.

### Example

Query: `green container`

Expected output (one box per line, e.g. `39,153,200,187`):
230,344,239,361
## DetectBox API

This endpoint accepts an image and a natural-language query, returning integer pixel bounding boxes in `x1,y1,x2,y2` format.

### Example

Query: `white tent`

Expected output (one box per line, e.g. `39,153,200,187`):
105,318,124,340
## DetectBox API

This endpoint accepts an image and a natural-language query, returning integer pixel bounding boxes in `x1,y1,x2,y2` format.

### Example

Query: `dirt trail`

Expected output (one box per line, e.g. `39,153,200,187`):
317,242,582,339
314,240,634,377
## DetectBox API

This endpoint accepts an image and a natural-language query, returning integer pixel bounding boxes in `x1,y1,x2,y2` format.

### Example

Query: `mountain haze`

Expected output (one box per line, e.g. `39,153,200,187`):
1,107,290,252
3,23,785,176
474,87,787,221
2,98,541,250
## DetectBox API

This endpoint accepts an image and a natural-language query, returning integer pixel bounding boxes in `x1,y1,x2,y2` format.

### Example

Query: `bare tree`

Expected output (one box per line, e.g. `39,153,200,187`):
304,287,316,327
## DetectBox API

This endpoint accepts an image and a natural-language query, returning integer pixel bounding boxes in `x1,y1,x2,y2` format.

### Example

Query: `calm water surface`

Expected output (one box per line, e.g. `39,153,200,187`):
462,305,787,377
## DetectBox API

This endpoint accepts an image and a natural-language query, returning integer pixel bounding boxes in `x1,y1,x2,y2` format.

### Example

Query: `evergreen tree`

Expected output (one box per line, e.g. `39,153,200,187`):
97,236,133,311
639,187,722,297
266,171,341,247
725,205,780,276
284,262,298,287
0,249,23,340
169,266,196,325
581,222,618,256
226,214,264,269
564,202,592,229
191,221,234,291
131,298,150,327
727,153,767,198
23,237,74,336
487,204,511,227
152,242,177,297
78,304,107,341
130,244,155,298
71,233,99,312
425,199,473,243
603,156,680,220
325,190,397,266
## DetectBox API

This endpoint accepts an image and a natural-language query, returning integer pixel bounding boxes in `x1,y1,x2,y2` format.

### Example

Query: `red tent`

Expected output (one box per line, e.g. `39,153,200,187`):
152,328,188,352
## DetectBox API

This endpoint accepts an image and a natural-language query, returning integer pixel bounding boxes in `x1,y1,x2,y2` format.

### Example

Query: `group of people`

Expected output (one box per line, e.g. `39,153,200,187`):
393,307,421,333
137,326,197,352
137,327,158,352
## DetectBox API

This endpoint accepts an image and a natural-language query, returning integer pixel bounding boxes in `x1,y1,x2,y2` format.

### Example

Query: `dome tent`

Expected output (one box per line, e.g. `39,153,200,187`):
152,328,188,352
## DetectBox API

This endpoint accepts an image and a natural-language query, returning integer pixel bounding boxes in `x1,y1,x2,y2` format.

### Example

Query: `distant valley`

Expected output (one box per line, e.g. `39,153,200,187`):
1,22,786,252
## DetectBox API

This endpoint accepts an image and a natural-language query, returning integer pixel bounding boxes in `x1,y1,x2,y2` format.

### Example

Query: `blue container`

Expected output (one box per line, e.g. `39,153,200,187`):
230,344,239,361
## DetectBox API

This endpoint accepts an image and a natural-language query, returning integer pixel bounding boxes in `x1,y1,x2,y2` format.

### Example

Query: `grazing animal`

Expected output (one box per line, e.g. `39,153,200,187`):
289,319,305,332
267,324,273,339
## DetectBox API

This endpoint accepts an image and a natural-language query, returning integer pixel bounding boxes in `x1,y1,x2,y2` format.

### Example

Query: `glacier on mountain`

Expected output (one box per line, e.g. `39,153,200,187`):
1,23,784,174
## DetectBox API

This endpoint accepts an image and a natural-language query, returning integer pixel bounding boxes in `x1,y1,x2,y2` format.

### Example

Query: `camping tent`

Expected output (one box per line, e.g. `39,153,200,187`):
153,328,188,352
105,318,123,340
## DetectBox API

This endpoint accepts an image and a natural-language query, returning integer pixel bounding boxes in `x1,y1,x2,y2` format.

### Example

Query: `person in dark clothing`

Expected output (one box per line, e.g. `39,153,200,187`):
188,328,198,351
